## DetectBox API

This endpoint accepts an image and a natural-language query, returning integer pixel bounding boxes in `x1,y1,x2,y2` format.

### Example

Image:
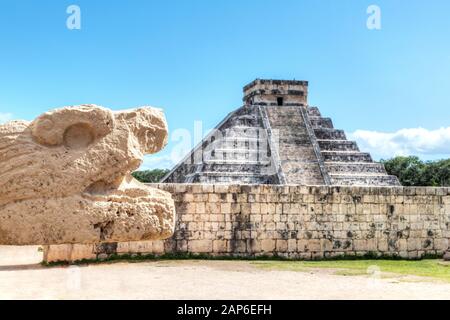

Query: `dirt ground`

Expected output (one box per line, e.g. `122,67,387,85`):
1,246,450,300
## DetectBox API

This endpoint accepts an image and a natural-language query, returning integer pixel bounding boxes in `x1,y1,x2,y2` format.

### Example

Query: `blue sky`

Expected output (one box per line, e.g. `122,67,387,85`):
1,0,449,169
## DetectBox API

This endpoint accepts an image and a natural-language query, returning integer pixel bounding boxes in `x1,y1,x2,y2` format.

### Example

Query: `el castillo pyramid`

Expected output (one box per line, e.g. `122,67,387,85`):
162,79,400,186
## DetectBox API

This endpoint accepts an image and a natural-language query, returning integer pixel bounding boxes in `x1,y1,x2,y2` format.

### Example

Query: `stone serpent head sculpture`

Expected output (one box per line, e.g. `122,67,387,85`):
0,105,175,245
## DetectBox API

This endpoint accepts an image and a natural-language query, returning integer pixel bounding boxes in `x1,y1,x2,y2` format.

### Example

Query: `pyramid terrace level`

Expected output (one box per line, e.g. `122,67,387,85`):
162,79,400,186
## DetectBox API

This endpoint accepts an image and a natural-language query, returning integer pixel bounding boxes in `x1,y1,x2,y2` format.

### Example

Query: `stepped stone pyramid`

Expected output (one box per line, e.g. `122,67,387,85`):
162,79,400,186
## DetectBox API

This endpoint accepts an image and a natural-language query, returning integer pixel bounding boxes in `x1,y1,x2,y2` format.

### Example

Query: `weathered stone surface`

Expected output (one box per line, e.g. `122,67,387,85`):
444,252,450,261
0,105,175,245
44,184,450,262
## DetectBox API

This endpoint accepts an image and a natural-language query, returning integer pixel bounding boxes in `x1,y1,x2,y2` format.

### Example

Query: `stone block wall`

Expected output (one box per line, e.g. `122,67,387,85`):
44,184,450,262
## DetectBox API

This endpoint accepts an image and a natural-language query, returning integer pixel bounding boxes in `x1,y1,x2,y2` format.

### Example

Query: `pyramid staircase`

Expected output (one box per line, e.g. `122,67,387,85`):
306,106,400,186
163,106,279,184
162,104,400,186
262,106,326,185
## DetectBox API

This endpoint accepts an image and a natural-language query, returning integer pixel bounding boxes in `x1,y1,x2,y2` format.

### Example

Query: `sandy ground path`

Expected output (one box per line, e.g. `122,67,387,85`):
1,246,450,300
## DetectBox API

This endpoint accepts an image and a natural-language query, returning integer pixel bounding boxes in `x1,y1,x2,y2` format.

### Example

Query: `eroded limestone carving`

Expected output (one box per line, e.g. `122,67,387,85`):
0,105,175,245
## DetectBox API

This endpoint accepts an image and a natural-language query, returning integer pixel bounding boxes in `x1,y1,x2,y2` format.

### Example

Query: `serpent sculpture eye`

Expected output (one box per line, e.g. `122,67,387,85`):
63,123,95,149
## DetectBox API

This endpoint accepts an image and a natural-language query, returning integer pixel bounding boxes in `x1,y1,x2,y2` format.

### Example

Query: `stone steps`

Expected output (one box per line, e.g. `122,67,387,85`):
192,171,263,177
321,151,372,162
281,161,325,183
280,152,317,161
279,147,317,161
181,105,278,185
325,162,387,174
221,137,263,141
267,118,303,126
277,130,309,138
227,114,259,127
215,140,264,149
213,148,260,154
205,151,265,162
317,139,359,151
278,138,316,147
330,174,401,186
309,117,334,129
196,173,274,184
313,128,347,140
222,126,263,138
278,131,309,139
200,163,272,174
203,159,268,165
307,106,322,117
265,106,325,185
278,137,312,145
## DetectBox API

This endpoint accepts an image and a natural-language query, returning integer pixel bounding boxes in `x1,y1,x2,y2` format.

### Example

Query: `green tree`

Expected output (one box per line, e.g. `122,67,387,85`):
382,156,450,187
422,159,450,186
132,169,170,183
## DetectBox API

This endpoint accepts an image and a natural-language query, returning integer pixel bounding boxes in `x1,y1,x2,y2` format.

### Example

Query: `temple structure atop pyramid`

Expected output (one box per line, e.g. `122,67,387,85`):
162,79,400,186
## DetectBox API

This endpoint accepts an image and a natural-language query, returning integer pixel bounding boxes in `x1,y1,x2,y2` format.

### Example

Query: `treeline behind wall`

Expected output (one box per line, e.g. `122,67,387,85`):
132,157,450,187
132,169,170,183
381,156,450,187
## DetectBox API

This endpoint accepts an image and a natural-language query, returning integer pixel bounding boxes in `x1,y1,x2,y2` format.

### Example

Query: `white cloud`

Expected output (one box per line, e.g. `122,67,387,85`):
0,113,12,124
348,127,450,160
